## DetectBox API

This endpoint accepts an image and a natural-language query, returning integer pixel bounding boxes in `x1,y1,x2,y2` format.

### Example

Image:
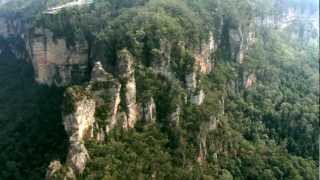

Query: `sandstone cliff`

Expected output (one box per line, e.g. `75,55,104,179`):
117,49,139,129
89,61,121,141
63,86,96,175
29,28,89,86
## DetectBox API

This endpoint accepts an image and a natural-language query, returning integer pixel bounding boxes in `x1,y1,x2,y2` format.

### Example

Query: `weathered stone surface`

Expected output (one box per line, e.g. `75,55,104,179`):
66,142,90,174
186,72,197,90
123,73,138,129
117,49,138,129
194,32,216,74
30,29,88,86
197,116,220,163
151,39,175,80
191,90,205,106
170,106,181,127
229,27,244,63
91,61,111,81
141,97,156,123
89,61,121,137
186,71,206,106
45,161,76,180
63,87,96,142
118,49,135,79
244,73,256,89
63,87,95,174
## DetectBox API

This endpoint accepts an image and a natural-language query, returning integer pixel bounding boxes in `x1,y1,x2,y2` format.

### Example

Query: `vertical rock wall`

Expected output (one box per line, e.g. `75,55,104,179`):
118,49,139,129
29,28,89,86
62,86,96,175
89,62,121,140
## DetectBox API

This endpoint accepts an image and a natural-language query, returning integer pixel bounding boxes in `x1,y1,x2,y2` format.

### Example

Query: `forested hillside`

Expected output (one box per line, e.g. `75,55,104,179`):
0,0,318,179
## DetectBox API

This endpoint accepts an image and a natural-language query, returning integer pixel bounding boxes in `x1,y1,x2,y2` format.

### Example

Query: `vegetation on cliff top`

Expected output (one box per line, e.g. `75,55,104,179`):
0,0,318,179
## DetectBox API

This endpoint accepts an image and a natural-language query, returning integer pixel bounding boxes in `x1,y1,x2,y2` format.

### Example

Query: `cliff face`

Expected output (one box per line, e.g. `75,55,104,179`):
117,49,139,129
141,97,156,123
194,32,216,74
29,29,89,86
1,0,318,178
1,11,258,175
53,55,139,174
89,62,121,141
62,86,96,175
228,25,256,64
0,17,89,87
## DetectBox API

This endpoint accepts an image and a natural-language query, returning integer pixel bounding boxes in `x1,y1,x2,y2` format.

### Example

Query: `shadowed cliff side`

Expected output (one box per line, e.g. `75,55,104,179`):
0,42,69,179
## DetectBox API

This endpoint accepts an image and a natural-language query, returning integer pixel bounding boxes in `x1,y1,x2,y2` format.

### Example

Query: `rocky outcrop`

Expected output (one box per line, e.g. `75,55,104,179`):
186,72,197,90
63,86,96,174
0,16,89,86
170,106,181,127
118,49,138,129
29,28,88,86
194,32,216,74
186,71,205,105
191,90,205,106
183,33,218,106
197,116,220,163
45,161,76,180
89,62,121,139
63,87,96,142
151,39,175,80
141,97,156,123
244,73,256,89
229,25,256,64
66,142,90,174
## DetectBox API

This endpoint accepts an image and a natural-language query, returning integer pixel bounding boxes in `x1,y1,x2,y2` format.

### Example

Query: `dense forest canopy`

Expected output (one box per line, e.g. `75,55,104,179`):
0,0,318,179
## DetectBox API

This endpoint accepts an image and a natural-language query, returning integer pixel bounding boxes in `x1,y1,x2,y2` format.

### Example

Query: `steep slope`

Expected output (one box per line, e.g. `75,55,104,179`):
0,0,318,179
0,39,68,179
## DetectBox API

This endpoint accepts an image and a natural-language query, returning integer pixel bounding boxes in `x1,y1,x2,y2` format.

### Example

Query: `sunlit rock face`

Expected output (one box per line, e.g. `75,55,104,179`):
185,70,206,105
89,61,121,140
66,142,90,174
170,106,181,127
29,28,88,86
191,89,205,106
63,87,96,142
62,86,96,174
141,97,156,123
244,73,257,89
229,27,245,64
117,49,138,129
45,160,76,180
194,32,216,74
186,72,197,91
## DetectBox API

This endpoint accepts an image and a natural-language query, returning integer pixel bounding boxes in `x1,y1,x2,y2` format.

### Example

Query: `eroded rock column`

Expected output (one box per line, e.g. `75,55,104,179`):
63,86,96,174
118,49,138,129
